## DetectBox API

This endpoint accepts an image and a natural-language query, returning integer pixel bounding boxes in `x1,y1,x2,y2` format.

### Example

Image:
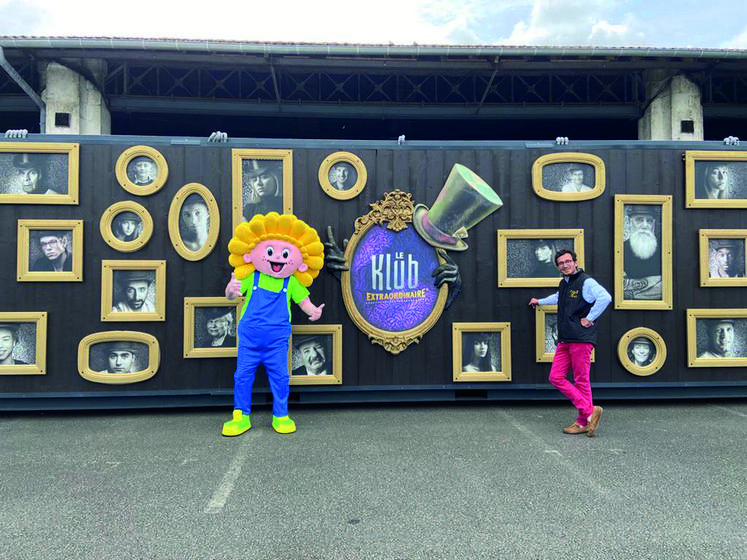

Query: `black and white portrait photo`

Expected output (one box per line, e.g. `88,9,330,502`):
0,152,69,196
506,238,573,279
28,230,73,272
708,239,745,278
626,336,656,367
194,307,237,349
126,156,158,186
461,331,501,373
111,270,157,313
544,314,559,355
623,205,662,300
694,162,747,200
696,318,746,359
179,193,210,252
242,159,283,221
113,212,143,243
542,162,595,193
328,162,357,191
90,340,149,374
291,334,332,376
0,322,36,366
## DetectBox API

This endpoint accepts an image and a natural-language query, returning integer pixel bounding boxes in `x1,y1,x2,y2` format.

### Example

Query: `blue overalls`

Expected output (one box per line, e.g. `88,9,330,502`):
234,272,292,418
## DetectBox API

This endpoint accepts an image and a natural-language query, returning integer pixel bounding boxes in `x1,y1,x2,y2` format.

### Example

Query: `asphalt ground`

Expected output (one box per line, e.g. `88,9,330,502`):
1,400,745,560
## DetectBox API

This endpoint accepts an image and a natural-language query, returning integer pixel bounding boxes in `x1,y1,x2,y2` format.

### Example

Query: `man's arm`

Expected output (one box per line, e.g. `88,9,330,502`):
529,292,559,307
581,278,612,323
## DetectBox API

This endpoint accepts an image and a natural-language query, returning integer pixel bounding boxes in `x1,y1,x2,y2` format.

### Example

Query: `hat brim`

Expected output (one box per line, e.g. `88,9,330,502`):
412,205,468,252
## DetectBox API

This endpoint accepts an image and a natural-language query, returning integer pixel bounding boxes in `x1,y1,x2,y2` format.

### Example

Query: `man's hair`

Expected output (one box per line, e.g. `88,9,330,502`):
554,249,576,266
0,323,19,343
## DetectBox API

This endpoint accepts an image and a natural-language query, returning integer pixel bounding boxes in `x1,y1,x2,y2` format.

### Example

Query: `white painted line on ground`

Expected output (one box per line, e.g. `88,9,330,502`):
711,405,747,418
204,439,252,514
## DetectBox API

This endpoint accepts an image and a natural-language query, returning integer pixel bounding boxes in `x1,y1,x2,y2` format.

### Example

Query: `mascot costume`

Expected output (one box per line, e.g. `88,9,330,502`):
222,212,325,436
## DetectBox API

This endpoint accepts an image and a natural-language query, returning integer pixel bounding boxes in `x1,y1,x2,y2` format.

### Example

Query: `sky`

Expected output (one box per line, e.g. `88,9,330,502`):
1,0,746,49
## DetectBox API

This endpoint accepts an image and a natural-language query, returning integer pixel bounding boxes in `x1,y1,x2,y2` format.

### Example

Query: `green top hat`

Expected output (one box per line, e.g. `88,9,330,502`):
413,164,502,251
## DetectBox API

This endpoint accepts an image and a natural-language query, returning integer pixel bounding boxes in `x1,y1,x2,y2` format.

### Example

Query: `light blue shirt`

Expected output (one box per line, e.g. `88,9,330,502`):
537,276,611,323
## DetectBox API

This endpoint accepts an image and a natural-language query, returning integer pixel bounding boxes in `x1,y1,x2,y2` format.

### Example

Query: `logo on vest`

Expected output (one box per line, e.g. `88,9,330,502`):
568,289,579,299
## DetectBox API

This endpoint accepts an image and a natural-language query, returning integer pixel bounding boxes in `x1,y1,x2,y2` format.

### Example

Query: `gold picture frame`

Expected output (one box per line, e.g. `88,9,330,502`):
0,311,47,375
534,305,594,363
698,229,747,287
231,148,293,231
78,330,160,384
101,260,167,322
115,145,169,196
497,228,585,288
318,151,368,200
99,201,154,253
617,327,666,377
0,142,79,205
614,194,673,310
685,150,747,208
289,324,342,385
452,322,511,382
168,183,221,262
17,219,83,282
531,152,605,202
687,308,747,368
183,297,242,358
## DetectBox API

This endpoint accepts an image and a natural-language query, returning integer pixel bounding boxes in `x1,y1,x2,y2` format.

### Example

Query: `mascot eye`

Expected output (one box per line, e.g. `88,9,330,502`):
265,247,274,257
281,249,290,259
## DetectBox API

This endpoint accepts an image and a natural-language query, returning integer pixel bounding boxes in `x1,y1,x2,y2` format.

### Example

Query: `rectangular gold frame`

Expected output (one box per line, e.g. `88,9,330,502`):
685,150,747,208
0,142,79,205
614,195,673,310
534,305,594,363
0,311,47,375
16,219,84,282
289,324,342,385
183,297,242,358
452,322,511,382
698,229,747,287
687,308,747,368
497,228,585,288
231,148,293,231
100,260,167,322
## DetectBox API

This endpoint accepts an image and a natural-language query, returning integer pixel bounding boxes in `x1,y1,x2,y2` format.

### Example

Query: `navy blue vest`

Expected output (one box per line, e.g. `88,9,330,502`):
557,269,597,345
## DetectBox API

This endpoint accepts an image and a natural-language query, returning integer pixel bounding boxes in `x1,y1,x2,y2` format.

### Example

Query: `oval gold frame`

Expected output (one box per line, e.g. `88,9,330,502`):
100,201,154,253
532,152,605,202
318,151,367,200
78,330,160,385
168,183,220,262
115,145,169,196
617,327,667,377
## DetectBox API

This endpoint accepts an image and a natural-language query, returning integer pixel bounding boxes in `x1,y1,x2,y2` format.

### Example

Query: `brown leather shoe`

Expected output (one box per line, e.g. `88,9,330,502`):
586,406,603,437
562,421,589,435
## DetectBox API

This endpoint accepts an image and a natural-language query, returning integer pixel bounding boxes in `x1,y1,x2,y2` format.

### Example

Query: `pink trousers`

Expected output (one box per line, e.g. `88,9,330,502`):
549,342,595,426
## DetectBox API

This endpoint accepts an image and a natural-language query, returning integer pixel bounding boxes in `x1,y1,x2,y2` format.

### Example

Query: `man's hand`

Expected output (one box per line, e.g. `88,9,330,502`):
528,298,539,308
580,318,594,328
432,249,461,310
225,273,241,299
324,226,349,282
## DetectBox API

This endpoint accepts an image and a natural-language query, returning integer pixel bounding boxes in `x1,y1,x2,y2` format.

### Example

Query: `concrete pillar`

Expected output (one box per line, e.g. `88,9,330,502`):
638,69,703,141
40,59,110,135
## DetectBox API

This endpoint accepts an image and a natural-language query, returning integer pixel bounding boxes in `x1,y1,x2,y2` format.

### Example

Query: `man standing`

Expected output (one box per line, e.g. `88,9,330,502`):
0,324,27,365
31,232,71,272
623,206,662,300
292,336,330,376
698,319,735,358
112,271,155,313
529,249,611,437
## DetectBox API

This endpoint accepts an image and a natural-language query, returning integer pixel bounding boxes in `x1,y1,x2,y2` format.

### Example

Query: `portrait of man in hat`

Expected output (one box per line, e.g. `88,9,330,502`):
197,307,237,348
113,212,143,243
698,319,737,358
127,156,158,186
10,153,64,196
623,205,662,300
111,270,156,313
627,337,655,367
292,335,331,376
559,163,594,193
0,323,28,366
241,159,283,221
98,341,142,373
29,230,72,272
709,239,744,278
179,194,210,252
328,162,356,191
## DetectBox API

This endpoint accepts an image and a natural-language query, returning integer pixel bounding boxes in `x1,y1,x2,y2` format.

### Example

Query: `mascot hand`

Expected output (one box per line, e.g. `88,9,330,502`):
225,273,242,300
324,226,349,282
432,249,462,311
308,303,325,322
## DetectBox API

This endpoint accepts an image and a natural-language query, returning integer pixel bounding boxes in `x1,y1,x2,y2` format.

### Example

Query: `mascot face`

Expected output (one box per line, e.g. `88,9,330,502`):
244,239,308,278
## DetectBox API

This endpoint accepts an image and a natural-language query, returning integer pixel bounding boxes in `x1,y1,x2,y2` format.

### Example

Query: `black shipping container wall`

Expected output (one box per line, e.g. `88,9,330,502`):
1,135,746,410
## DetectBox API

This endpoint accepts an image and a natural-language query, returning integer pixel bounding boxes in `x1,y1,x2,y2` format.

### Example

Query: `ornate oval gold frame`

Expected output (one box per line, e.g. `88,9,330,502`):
115,145,169,196
532,152,606,202
340,190,448,354
617,327,667,377
100,201,154,253
168,183,221,262
318,151,367,200
77,330,160,385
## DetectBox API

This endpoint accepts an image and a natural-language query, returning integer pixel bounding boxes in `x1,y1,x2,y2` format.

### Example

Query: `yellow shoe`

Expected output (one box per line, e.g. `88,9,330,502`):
222,410,251,437
272,415,296,434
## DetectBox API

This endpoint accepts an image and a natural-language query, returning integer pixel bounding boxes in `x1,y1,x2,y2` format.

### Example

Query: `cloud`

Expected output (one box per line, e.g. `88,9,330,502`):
721,25,747,49
0,0,48,35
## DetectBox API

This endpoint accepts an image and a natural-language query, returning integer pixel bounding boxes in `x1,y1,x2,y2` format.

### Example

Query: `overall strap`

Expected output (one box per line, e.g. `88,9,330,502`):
250,270,259,292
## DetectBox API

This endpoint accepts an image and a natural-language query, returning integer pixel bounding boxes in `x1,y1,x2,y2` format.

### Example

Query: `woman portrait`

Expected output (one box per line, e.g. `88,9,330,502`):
461,332,495,372
113,212,143,243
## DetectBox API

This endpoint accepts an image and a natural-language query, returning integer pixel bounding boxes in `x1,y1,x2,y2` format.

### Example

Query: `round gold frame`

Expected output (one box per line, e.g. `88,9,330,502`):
617,327,667,377
168,183,221,262
115,145,169,196
100,201,154,253
318,151,367,200
78,331,160,385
